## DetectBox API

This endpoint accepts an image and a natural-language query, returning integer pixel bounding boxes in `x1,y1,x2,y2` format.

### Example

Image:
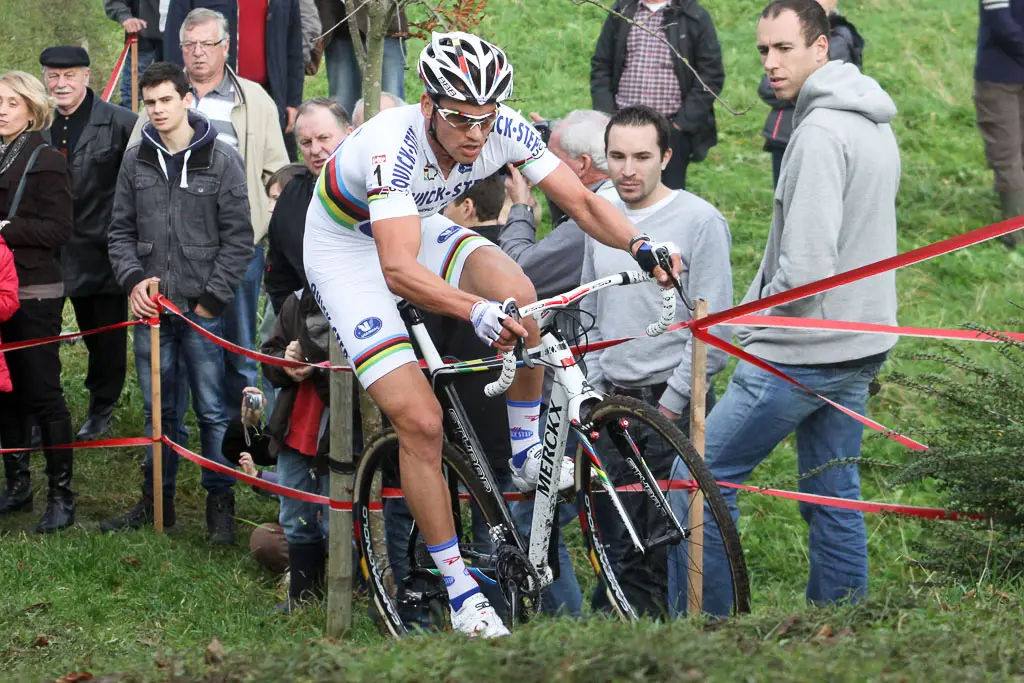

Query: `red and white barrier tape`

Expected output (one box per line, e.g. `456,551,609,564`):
0,319,142,354
101,35,137,103
0,436,151,454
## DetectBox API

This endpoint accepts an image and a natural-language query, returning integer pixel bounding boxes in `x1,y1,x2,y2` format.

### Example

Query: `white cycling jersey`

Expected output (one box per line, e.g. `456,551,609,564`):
304,103,560,386
308,104,559,238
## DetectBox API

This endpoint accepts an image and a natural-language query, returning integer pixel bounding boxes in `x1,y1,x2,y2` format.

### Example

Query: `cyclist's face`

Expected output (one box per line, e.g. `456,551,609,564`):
606,123,670,208
422,95,498,164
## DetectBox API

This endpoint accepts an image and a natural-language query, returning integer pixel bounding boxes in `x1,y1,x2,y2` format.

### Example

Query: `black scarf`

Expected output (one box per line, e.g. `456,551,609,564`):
0,131,31,177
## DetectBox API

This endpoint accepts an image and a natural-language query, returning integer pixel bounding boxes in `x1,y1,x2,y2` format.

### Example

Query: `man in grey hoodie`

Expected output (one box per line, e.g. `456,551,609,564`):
700,0,900,616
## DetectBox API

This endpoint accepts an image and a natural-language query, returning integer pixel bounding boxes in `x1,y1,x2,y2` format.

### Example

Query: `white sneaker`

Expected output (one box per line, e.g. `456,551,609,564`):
509,443,575,493
451,595,510,638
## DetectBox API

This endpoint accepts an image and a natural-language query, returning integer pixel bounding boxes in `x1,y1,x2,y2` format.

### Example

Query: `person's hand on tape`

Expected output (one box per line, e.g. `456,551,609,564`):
470,298,528,352
629,234,684,287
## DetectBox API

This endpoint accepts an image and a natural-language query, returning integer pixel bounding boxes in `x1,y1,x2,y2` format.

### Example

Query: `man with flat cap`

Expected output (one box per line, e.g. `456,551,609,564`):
40,46,138,439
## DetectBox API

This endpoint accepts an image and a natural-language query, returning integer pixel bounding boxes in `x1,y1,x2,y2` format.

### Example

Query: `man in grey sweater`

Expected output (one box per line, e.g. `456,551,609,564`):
580,104,733,615
700,0,900,616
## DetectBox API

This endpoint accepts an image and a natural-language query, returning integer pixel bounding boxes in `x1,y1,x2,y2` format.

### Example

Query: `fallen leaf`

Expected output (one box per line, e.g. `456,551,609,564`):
136,636,161,647
205,637,225,665
32,634,49,648
121,557,141,569
816,624,833,640
23,602,49,613
774,615,801,638
55,673,93,683
962,589,976,602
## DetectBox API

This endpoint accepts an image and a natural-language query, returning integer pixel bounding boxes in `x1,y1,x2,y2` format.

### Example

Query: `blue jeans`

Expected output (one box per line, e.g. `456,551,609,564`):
221,246,264,418
324,36,406,115
700,359,884,616
258,294,279,419
277,446,329,546
134,311,234,495
119,43,160,108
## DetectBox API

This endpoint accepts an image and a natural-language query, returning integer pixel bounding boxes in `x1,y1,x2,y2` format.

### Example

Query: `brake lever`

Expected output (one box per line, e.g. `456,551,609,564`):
654,247,693,312
502,299,534,369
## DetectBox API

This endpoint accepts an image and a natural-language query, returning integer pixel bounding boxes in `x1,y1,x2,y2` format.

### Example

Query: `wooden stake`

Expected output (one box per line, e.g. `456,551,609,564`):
130,36,139,112
326,337,354,637
687,298,708,615
149,280,163,534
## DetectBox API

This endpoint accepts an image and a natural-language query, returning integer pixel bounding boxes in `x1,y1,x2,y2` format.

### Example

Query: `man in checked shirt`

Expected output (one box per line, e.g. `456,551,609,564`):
590,0,725,190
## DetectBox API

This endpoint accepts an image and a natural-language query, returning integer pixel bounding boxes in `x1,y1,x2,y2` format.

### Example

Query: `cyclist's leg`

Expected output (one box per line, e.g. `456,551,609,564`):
418,217,553,486
305,217,504,630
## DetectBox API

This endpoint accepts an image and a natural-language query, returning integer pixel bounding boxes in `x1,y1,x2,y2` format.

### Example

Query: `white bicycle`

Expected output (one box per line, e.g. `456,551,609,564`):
352,271,750,635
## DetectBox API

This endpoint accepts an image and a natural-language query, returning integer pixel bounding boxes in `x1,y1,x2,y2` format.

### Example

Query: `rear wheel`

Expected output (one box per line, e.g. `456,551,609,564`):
352,430,507,637
575,396,750,618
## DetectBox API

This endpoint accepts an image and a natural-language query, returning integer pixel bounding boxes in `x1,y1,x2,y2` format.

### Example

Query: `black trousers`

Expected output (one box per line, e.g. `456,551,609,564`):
0,298,71,447
662,128,692,191
67,294,128,410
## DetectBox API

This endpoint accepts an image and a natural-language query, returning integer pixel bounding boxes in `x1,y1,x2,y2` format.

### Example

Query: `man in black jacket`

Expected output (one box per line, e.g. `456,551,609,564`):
104,0,164,108
104,62,253,543
265,97,351,314
40,46,139,440
590,0,724,190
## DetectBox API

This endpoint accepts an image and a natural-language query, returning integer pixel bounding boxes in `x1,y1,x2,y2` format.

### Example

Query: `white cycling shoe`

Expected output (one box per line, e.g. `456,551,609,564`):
509,443,575,493
451,595,510,638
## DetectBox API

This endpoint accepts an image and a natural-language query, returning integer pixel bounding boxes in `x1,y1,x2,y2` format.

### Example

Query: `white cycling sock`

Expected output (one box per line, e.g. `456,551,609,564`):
426,535,480,611
507,398,541,468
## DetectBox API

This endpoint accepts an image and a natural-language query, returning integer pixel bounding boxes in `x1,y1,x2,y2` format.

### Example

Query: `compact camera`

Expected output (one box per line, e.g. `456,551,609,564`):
244,392,264,412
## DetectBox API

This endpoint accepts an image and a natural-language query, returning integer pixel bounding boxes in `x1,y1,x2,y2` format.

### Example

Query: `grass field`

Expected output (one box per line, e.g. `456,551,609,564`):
1,0,1023,680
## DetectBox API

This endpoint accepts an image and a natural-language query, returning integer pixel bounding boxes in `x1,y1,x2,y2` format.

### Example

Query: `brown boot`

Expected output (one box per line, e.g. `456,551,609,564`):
998,191,1024,248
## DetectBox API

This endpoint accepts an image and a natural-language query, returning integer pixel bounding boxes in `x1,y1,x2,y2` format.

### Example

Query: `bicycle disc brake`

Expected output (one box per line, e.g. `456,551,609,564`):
495,543,542,625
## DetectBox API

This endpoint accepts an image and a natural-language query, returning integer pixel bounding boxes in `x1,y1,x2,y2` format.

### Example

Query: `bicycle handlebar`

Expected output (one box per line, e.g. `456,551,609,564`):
483,271,677,398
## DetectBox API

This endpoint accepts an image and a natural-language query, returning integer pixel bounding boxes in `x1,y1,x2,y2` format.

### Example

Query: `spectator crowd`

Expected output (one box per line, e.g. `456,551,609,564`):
0,0,1019,619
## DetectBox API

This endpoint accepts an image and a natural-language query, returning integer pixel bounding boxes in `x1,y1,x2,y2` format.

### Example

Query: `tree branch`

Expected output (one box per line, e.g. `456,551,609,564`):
312,0,374,43
571,0,750,116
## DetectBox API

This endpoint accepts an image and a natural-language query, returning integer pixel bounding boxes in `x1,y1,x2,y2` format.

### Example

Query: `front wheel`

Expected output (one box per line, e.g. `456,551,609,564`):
575,396,750,618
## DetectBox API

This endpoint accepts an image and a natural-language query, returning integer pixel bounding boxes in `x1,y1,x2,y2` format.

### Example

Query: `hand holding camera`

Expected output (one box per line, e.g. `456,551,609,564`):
240,387,265,427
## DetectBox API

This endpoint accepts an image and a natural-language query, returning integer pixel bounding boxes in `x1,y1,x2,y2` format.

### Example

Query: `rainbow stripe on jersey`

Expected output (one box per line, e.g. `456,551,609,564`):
316,149,370,232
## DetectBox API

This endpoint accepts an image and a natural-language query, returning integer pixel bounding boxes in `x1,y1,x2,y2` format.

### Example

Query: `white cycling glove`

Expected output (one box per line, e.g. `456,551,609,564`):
632,236,681,277
470,299,511,346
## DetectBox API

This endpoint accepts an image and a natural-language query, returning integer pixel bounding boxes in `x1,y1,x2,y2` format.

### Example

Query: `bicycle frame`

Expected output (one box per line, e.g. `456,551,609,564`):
399,271,683,591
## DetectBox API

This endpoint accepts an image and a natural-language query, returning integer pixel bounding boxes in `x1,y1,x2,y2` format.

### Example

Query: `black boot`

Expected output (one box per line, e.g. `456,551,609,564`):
286,540,326,609
0,452,32,514
99,490,176,532
206,489,236,545
77,402,116,441
36,419,75,533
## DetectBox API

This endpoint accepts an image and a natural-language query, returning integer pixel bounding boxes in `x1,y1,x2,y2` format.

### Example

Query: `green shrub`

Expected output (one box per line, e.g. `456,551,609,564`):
887,326,1024,582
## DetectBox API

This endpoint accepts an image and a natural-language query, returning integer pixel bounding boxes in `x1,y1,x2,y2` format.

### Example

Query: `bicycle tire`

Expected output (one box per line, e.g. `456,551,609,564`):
353,429,507,638
575,396,751,618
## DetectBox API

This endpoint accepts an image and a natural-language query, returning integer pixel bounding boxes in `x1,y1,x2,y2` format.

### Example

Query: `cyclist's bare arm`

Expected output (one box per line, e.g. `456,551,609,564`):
536,163,683,284
372,215,528,346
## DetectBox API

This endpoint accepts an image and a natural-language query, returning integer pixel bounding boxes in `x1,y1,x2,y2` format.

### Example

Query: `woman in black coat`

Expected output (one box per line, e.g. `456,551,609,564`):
0,71,76,533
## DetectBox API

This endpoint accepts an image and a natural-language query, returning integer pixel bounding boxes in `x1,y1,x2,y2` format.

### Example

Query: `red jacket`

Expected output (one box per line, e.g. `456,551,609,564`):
0,237,20,392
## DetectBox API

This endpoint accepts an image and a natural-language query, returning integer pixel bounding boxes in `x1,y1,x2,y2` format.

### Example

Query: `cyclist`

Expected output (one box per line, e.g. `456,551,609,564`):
304,31,681,637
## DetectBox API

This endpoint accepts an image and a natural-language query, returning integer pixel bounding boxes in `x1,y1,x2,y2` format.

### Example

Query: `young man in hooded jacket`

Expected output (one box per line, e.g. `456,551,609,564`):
105,61,253,544
696,0,900,616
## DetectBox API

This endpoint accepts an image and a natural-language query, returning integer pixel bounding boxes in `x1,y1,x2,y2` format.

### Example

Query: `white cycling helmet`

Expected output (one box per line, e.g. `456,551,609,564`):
417,31,514,106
